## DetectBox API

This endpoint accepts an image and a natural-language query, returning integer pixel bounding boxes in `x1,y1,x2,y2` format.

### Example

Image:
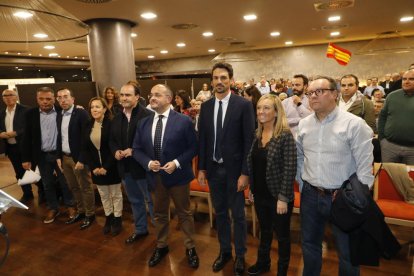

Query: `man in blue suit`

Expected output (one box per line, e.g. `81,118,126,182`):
133,84,199,269
198,62,255,275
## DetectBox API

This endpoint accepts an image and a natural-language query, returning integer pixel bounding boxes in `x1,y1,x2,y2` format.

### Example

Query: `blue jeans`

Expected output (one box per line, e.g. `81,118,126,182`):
300,182,359,276
38,152,73,210
208,164,246,257
122,174,151,234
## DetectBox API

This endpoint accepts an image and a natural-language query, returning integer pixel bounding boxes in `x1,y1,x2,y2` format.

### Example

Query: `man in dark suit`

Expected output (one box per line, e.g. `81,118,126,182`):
133,84,199,269
0,89,33,202
380,73,394,96
21,87,74,224
110,83,153,244
56,88,95,229
198,62,255,275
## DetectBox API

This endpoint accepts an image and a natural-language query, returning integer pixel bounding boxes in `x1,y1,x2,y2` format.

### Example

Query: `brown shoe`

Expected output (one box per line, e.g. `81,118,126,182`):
43,209,60,224
67,207,77,219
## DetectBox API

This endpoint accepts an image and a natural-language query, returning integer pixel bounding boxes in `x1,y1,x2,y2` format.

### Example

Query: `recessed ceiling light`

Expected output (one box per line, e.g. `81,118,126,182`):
148,55,155,59
131,33,138,38
330,31,340,36
28,53,32,56
44,45,55,50
141,12,157,19
243,14,257,21
4,52,8,54
18,68,23,71
208,49,216,53
38,54,42,56
400,16,413,22
177,42,186,47
33,33,48,38
38,69,41,72
66,56,69,58
160,50,168,54
285,41,293,45
13,11,33,19
82,57,85,59
49,53,58,57
328,15,341,22
203,32,213,37
15,67,18,69
270,31,280,37
17,52,21,55
74,56,78,59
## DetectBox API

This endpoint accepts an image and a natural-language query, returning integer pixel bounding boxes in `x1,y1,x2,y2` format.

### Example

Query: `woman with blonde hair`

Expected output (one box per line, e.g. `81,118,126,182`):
246,94,297,276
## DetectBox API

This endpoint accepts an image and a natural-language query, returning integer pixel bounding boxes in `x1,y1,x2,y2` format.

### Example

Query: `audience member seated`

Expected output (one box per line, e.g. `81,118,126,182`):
174,90,192,117
196,83,212,102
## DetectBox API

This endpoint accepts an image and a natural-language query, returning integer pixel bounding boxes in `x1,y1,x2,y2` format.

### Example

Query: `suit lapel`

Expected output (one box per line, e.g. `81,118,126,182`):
162,111,177,149
222,94,235,135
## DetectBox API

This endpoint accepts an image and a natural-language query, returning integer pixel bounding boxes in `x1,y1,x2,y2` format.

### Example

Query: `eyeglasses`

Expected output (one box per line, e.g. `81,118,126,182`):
305,89,335,98
2,94,16,97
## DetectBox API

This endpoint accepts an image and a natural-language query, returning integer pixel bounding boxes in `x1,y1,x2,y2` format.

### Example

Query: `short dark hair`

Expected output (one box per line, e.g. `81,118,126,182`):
56,87,73,97
340,74,359,86
372,88,382,96
212,62,233,79
293,74,309,86
313,76,337,90
126,80,141,95
37,86,54,94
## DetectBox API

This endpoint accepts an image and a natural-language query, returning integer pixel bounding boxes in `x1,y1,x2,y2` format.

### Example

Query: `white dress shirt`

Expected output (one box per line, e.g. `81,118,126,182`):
61,105,74,154
282,95,312,138
338,93,358,111
213,92,231,162
5,105,17,144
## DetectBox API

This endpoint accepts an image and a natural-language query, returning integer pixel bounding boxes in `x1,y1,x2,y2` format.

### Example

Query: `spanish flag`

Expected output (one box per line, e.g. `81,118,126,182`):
326,43,351,66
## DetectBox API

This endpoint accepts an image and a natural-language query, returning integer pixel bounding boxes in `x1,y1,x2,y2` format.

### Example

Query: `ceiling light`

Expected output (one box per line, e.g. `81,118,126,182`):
38,54,42,56
243,14,257,21
208,49,216,53
13,11,33,19
28,53,32,56
148,55,155,59
330,31,340,36
4,52,8,54
18,68,23,71
141,12,157,19
203,32,213,37
285,41,293,45
160,50,168,54
131,33,138,38
33,33,48,38
17,52,21,55
74,56,78,59
44,45,55,49
177,42,186,47
15,67,18,69
49,53,58,57
66,56,69,58
270,32,280,37
400,16,413,22
328,15,341,22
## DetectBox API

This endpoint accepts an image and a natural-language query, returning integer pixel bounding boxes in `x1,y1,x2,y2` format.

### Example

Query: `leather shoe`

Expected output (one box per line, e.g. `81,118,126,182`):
80,215,95,230
247,262,270,275
212,252,232,272
66,213,85,225
19,194,34,204
186,247,199,269
148,246,169,267
125,232,149,244
234,256,245,276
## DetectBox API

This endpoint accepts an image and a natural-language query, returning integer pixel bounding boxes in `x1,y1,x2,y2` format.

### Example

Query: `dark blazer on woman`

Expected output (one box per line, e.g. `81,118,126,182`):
83,117,120,185
247,130,297,202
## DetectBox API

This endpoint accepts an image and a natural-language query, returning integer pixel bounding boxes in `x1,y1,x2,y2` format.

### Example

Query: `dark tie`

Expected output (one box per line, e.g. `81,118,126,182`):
154,115,164,161
215,101,223,161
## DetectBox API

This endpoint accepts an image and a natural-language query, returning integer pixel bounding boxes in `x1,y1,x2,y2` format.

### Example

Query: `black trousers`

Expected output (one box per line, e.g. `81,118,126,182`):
254,193,293,276
6,143,32,196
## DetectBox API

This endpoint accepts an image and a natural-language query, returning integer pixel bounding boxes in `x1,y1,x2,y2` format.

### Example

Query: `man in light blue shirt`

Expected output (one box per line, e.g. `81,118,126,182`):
296,76,373,276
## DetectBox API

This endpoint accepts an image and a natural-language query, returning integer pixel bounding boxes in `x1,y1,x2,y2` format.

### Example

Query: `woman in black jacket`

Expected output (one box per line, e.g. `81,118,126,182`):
246,94,297,276
83,97,122,236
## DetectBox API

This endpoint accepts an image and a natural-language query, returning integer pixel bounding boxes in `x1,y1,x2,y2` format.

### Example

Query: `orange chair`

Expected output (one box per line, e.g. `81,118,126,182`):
373,162,414,265
293,181,301,214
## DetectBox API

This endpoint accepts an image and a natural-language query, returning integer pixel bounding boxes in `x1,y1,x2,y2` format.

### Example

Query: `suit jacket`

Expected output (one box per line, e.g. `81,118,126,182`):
132,110,197,188
247,131,297,202
82,117,120,185
380,81,393,95
109,104,153,179
339,93,376,132
0,103,28,154
21,107,58,168
57,106,90,163
198,94,255,182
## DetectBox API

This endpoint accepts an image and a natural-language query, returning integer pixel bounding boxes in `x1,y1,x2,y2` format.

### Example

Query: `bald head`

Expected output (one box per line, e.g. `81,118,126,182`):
149,84,173,113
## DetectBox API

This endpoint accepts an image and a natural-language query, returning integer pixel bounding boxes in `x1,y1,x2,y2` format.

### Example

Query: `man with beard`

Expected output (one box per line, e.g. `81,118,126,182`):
282,74,312,138
198,62,255,275
110,82,153,243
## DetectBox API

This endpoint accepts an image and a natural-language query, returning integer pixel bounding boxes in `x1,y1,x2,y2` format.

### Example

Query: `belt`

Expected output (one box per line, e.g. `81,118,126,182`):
307,183,339,196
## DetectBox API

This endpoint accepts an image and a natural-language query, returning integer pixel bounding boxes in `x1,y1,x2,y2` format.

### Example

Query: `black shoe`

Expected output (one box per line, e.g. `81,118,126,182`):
103,214,113,234
234,256,245,276
186,247,199,269
80,215,95,230
125,231,149,244
38,194,46,205
212,252,232,272
111,216,122,236
247,262,270,275
66,213,85,225
148,246,169,267
19,194,34,204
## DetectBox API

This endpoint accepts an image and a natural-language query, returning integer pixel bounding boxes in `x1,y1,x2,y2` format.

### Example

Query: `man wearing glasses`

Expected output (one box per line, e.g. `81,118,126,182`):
0,89,33,202
296,76,373,275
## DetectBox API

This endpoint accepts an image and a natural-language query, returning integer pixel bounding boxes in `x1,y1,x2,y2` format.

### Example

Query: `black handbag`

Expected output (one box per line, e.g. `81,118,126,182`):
330,173,371,232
